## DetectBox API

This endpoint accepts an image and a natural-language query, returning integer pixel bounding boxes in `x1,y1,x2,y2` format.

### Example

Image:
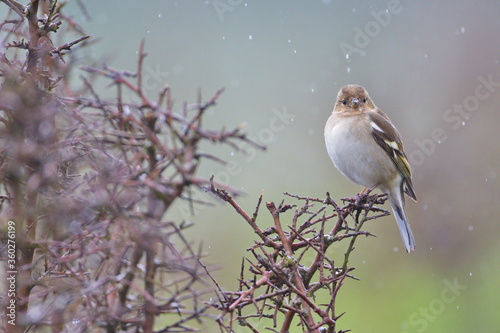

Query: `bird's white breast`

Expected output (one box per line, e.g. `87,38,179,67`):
324,116,396,187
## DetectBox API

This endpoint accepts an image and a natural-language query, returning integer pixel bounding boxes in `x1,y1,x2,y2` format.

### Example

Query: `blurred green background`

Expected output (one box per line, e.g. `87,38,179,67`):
62,1,499,332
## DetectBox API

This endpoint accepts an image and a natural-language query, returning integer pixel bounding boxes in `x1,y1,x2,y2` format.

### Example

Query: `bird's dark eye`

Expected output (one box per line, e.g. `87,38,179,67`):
342,100,347,105
362,98,367,103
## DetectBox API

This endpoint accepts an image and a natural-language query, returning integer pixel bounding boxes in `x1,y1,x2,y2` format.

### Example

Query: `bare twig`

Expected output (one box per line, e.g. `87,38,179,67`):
212,186,389,332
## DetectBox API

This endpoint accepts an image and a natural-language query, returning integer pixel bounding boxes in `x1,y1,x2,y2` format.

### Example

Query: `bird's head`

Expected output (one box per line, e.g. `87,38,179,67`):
335,84,375,112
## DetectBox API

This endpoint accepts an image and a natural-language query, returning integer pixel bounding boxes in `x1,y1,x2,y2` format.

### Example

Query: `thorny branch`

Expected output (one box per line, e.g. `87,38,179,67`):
209,182,389,333
0,2,264,332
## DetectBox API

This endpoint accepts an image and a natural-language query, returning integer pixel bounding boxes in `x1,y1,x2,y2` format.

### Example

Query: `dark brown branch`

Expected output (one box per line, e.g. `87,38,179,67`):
213,189,389,333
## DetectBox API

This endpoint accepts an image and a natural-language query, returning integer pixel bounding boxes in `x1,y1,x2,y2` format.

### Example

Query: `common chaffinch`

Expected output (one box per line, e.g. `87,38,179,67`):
324,84,417,252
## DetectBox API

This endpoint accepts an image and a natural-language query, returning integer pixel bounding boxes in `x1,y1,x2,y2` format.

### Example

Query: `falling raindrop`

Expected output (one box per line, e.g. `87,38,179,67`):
345,53,349,60
173,64,184,74
347,67,351,73
158,13,163,18
222,36,226,40
469,272,472,276
462,121,465,126
230,152,235,156
460,26,465,33
293,50,297,54
468,225,473,231
248,35,253,40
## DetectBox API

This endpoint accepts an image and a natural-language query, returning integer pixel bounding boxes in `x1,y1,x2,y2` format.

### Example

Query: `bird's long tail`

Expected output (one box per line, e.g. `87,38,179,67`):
389,189,416,252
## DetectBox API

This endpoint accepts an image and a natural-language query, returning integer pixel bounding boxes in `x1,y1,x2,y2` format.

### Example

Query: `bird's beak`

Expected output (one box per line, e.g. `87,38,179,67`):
351,98,359,108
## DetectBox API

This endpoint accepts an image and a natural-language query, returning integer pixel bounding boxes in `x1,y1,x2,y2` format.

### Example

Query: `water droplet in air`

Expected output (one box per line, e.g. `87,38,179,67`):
347,67,351,73
462,121,465,126
173,64,184,74
468,225,473,231
248,35,253,40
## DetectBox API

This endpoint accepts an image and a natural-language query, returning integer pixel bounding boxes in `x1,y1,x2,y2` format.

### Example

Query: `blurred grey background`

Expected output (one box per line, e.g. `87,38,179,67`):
60,1,499,332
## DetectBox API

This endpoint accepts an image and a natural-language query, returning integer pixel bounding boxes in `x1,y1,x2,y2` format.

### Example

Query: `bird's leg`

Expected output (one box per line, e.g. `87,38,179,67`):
342,183,380,205
361,183,380,195
355,183,380,205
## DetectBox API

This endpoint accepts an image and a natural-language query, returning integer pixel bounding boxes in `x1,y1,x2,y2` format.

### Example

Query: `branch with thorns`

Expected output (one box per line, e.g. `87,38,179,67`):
1,3,266,330
208,178,389,333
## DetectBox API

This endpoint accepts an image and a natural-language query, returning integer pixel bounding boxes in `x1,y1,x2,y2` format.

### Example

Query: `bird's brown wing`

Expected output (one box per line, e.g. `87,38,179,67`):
368,111,417,201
